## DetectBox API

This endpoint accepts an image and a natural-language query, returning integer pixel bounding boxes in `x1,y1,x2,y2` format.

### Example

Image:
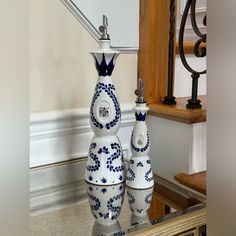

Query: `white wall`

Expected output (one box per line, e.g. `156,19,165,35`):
62,0,139,50
176,0,206,41
30,0,137,112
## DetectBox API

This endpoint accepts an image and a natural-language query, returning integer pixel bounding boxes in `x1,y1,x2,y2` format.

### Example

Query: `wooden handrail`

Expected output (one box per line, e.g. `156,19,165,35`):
175,41,207,55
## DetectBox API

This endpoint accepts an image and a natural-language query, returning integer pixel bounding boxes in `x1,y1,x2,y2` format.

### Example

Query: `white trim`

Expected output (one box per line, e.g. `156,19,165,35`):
60,0,139,53
176,24,206,31
30,103,135,167
188,122,206,174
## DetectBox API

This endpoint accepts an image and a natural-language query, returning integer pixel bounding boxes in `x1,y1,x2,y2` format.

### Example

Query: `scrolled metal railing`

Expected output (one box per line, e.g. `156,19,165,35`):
163,0,177,105
179,0,206,109
164,0,206,109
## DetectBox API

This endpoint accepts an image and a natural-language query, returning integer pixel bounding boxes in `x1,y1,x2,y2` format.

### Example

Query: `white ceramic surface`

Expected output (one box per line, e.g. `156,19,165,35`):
85,135,125,185
126,103,154,189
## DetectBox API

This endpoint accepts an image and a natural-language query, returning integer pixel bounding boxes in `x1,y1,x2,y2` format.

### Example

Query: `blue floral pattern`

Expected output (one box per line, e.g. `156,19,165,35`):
145,168,153,182
98,212,110,219
106,143,125,173
90,82,121,130
127,192,135,204
131,131,150,153
106,191,125,220
126,167,135,182
98,146,109,154
86,143,100,172
137,209,144,214
145,193,152,204
88,186,124,222
137,162,144,167
88,193,101,211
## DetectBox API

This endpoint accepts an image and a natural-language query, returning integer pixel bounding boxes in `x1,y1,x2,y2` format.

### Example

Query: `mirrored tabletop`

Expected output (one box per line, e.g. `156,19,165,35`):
30,174,206,236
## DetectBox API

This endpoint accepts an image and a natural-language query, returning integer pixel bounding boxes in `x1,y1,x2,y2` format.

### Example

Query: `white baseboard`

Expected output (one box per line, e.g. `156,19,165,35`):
30,103,135,167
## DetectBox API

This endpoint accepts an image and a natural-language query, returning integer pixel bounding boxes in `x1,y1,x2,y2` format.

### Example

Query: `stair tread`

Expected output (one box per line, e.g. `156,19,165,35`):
174,171,206,195
148,96,206,124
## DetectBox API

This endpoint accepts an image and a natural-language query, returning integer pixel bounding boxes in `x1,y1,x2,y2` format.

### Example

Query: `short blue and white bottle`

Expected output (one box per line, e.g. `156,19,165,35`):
85,15,125,185
126,79,154,189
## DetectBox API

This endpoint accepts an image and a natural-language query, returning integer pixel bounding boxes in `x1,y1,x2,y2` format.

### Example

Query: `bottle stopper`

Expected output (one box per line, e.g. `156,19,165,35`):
99,15,110,40
135,79,146,103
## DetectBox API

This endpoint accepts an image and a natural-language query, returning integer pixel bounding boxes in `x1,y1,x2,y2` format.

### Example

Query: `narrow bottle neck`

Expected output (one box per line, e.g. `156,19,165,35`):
134,103,149,121
99,40,111,51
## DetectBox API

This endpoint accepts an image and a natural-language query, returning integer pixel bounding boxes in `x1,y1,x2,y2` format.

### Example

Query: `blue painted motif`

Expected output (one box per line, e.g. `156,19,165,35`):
86,143,101,172
101,177,107,183
145,193,152,204
137,209,144,214
131,131,150,153
126,167,135,181
145,168,153,182
127,192,135,204
114,230,126,236
137,162,144,167
90,82,121,130
92,53,116,76
98,212,110,219
146,159,151,164
93,190,124,221
98,146,109,154
135,112,147,121
107,191,125,220
101,188,107,194
87,142,124,182
88,193,101,211
106,142,125,173
119,185,123,191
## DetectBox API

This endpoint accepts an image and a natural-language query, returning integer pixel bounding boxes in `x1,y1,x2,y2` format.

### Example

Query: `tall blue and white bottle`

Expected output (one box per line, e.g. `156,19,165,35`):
126,79,154,189
85,15,125,185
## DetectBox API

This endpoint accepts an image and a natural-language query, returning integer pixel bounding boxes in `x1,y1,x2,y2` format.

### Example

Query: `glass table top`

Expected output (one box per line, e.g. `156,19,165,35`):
30,175,206,236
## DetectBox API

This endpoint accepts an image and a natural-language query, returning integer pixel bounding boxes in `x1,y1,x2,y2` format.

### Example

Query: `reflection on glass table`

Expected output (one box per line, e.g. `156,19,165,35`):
127,186,153,228
30,174,206,236
87,182,125,235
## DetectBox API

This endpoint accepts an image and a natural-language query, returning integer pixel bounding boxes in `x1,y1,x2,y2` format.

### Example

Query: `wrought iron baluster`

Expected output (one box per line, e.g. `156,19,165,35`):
179,0,206,109
163,0,176,105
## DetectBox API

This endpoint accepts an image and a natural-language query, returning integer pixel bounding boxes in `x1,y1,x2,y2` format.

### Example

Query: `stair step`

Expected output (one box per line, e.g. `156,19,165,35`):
148,96,206,124
174,171,206,195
